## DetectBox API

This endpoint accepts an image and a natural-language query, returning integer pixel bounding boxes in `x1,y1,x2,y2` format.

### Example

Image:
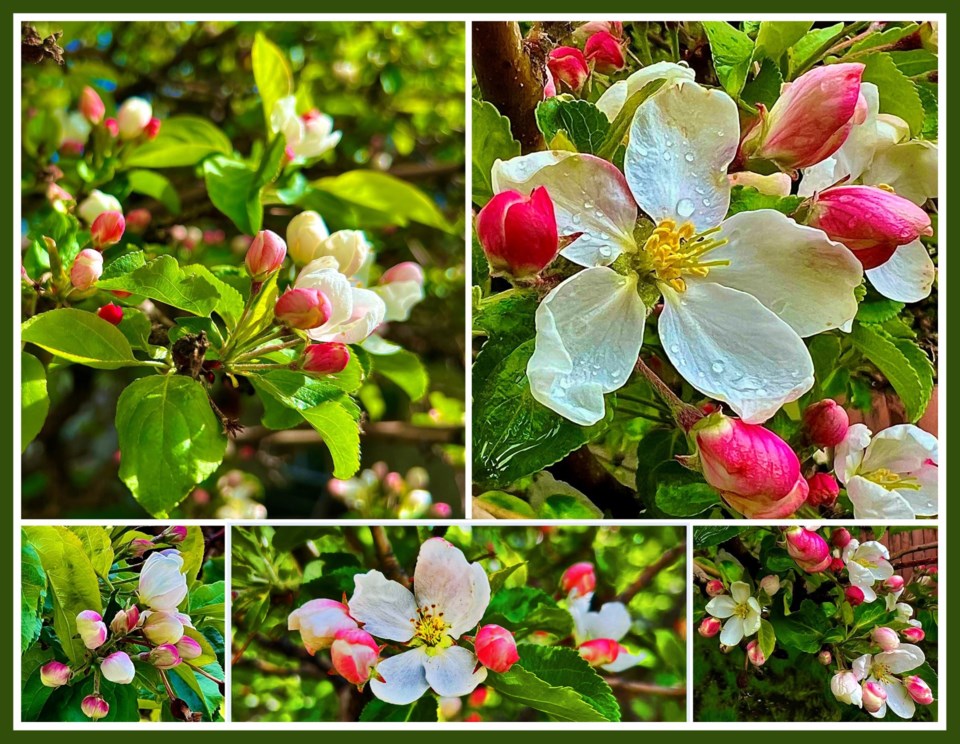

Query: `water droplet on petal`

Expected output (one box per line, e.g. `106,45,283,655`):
676,198,695,218
684,152,695,163
711,361,724,374
669,344,680,354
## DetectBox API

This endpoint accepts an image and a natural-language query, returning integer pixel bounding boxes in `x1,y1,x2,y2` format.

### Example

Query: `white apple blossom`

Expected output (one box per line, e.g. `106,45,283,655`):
78,189,122,224
138,549,188,611
271,96,342,160
347,538,490,704
704,581,761,646
831,670,863,707
835,424,938,519
494,80,862,425
294,256,385,344
594,61,696,121
842,539,894,603
568,593,648,672
851,645,926,719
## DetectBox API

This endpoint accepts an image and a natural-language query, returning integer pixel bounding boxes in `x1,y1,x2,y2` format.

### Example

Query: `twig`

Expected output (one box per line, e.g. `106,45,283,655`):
605,678,687,697
888,541,938,561
617,544,686,603
233,422,462,445
371,526,410,588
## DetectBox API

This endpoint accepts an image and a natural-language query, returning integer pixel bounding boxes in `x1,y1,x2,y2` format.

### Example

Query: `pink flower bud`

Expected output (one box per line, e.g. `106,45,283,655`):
578,638,620,667
547,47,590,92
831,528,852,550
97,303,124,326
162,526,188,544
110,606,140,635
901,626,925,643
47,182,73,203
100,651,135,685
784,527,831,573
146,643,181,670
380,261,424,286
476,187,559,278
288,598,358,654
70,249,103,291
76,610,107,649
872,626,900,652
760,575,780,596
903,675,934,705
275,288,333,330
144,117,162,140
465,713,483,722
125,208,151,233
245,230,287,279
79,86,105,124
694,414,804,518
861,680,887,714
802,400,850,448
475,624,520,674
330,628,381,688
90,211,125,250
705,580,725,597
560,562,597,598
746,640,766,667
806,473,840,509
741,63,865,170
428,502,453,518
142,610,185,645
104,118,119,137
818,650,833,666
845,585,865,607
81,694,110,720
573,21,624,42
302,343,350,375
698,616,722,638
117,97,153,139
176,636,203,661
806,186,933,269
40,660,71,688
584,31,625,74
883,575,905,592
469,686,489,707
129,538,153,558
830,557,845,573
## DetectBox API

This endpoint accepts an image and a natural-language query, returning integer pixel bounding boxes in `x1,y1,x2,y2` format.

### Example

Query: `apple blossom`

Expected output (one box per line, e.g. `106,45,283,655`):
110,606,140,635
374,261,425,322
547,47,589,92
862,680,888,714
143,610,185,645
146,644,181,670
806,473,840,509
704,581,761,646
842,538,896,604
286,210,330,266
784,527,831,573
81,694,110,720
573,21,623,43
474,624,519,673
560,562,597,598
302,342,351,374
818,650,833,666
698,617,722,638
59,111,91,151
76,610,107,649
79,86,105,124
759,575,780,597
746,640,766,667
584,31,625,74
117,97,153,139
803,399,849,448
293,256,386,344
104,118,119,137
288,598,359,654
872,627,900,652
78,189,122,224
331,628,382,688
176,636,203,661
595,61,695,121
90,210,125,250
896,603,914,622
476,187,558,278
128,538,154,558
101,651,136,685
832,528,852,550
835,424,938,519
705,579,725,597
831,670,863,707
568,593,647,672
275,288,333,330
903,675,934,705
271,97,342,160
347,538,490,704
40,660,71,688
245,230,287,280
852,645,927,718
144,117,162,139
884,575,905,592
138,550,188,611
70,249,103,291
47,182,73,203
578,638,620,667
846,586,866,607
97,303,124,326
902,627,925,643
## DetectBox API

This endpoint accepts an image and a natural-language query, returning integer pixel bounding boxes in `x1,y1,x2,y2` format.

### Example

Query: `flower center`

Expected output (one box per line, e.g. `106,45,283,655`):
410,604,451,648
641,219,729,292
871,662,894,683
863,467,921,491
733,601,751,620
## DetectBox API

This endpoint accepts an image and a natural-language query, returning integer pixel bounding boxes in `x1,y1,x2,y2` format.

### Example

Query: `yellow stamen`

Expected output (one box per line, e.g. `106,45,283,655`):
642,219,730,292
864,468,922,491
410,606,452,648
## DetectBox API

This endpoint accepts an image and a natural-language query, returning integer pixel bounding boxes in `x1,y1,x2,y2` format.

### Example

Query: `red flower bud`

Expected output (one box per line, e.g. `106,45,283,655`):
845,585,865,607
40,661,72,688
803,399,850,448
584,31,625,74
302,343,350,375
476,187,558,278
145,117,162,140
90,210,125,250
560,562,596,598
901,626,925,643
705,580,725,597
275,287,333,330
104,118,119,137
97,303,124,326
578,638,620,667
884,575,905,592
475,624,519,673
806,472,840,508
330,628,380,688
125,208,152,233
831,527,852,550
469,686,489,708
830,557,845,573
784,527,831,573
698,617,722,638
245,229,287,280
746,640,766,667
547,47,590,92
79,86,105,124
903,675,934,705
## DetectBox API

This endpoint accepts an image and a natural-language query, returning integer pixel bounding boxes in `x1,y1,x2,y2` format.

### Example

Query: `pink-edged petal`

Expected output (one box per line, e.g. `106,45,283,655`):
413,538,490,639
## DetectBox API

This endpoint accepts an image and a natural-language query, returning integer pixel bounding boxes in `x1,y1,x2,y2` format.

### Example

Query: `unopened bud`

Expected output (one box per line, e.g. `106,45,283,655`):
302,342,350,375
79,86,105,124
97,303,124,326
578,638,620,667
125,208,151,233
818,650,833,666
142,610,185,645
832,528,852,550
806,472,840,508
698,617,722,638
145,643,181,670
76,610,107,649
81,694,110,720
845,585,865,607
176,635,203,661
901,626,925,643
784,527,831,573
746,640,766,667
705,579,725,597
476,187,559,278
560,562,597,598
884,575,905,592
70,249,103,291
275,287,332,330
872,626,900,652
40,660,71,688
861,680,887,714
144,117,162,140
803,400,850,448
245,230,287,280
90,210,125,250
903,675,934,705
759,575,780,596
100,651,135,684
330,628,381,688
548,47,590,92
117,97,153,139
584,31,625,74
474,624,520,673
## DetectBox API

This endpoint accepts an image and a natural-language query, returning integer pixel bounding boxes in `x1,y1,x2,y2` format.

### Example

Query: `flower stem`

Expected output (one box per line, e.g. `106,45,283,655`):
634,355,704,432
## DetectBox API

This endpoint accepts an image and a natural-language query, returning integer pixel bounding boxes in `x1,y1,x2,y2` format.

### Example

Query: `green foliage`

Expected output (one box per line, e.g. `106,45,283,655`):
252,31,293,131
851,322,933,422
860,52,926,136
472,100,520,206
22,308,142,370
20,353,49,452
124,116,232,168
98,254,222,316
727,186,803,217
535,97,610,155
702,21,754,98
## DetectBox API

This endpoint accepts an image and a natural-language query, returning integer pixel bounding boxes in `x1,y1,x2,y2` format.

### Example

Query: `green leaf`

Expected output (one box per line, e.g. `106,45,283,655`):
22,308,141,370
359,697,438,722
169,662,224,720
703,21,755,98
369,346,429,401
21,646,55,721
758,618,776,660
472,99,520,206
916,82,937,139
861,52,925,136
486,644,620,722
653,463,722,516
849,23,920,54
532,492,602,520
483,589,574,637
727,186,803,217
312,170,451,232
300,400,362,479
179,526,207,591
488,562,528,594
101,249,147,280
203,156,263,235
473,288,539,347
22,526,102,665
740,58,783,110
115,375,227,517
786,23,844,79
124,115,232,168
596,79,665,161
97,254,221,316
181,264,245,329
21,352,49,452
693,526,744,549
473,491,537,519
890,49,938,77
49,674,140,722
857,299,905,324
126,169,181,214
250,369,347,412
252,31,293,132
851,322,932,421
68,526,113,579
771,600,825,653
753,21,813,63
21,535,46,653
535,97,610,156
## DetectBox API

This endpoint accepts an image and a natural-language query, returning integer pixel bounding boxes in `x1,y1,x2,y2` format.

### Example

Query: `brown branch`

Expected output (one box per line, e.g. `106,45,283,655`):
617,544,686,603
472,22,547,153
889,541,938,561
605,678,687,697
234,421,462,445
371,526,410,588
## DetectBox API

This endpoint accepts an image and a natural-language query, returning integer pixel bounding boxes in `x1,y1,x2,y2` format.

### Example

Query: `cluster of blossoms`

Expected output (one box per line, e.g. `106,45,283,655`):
545,21,627,97
38,531,221,721
60,88,161,156
327,461,451,519
288,538,518,703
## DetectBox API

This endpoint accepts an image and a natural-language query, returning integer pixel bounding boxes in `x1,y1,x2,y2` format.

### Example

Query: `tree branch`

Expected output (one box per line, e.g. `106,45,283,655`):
371,526,410,588
605,678,687,697
617,543,686,603
889,541,938,561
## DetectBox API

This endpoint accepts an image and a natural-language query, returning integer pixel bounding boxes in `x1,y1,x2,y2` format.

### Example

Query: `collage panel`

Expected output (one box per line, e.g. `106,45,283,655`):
20,19,466,522
230,524,687,723
692,525,938,723
20,525,226,723
469,19,939,522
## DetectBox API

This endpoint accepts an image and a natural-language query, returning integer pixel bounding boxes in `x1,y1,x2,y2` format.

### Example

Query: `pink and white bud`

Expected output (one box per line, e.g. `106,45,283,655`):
803,399,850,449
578,638,620,667
438,696,463,720
741,63,866,171
903,675,934,705
901,626,925,643
138,550,188,611
81,694,110,720
128,538,153,558
698,616,722,638
872,626,900,652
705,579,725,597
142,610,185,645
573,21,624,43
845,586,865,607
125,208,151,233
146,643,181,670
40,660,71,688
70,249,103,291
302,343,350,375
584,31,625,74
784,527,832,573
728,171,793,197
429,502,453,518
175,636,203,661
162,526,188,544
832,528,853,550
117,97,153,139
330,628,381,688
560,562,597,598
884,575,905,593
275,288,332,330
288,598,358,654
245,230,287,280
78,189,122,224
475,624,520,674
861,680,887,714
90,210,125,250
818,650,833,666
110,606,140,635
144,117,162,140
97,303,124,326
380,261,424,287
476,187,559,278
100,651,135,685
760,575,780,596
285,211,330,266
746,640,766,667
76,610,107,649
806,186,934,269
79,86,105,125
806,473,840,509
547,47,590,92
831,671,862,706
47,182,73,203
104,118,119,137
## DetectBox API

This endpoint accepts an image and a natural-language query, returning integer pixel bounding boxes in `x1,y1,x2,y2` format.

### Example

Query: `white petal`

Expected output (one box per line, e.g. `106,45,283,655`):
348,570,418,642
372,280,424,322
294,261,354,331
847,477,917,519
492,152,638,267
878,644,925,674
867,240,936,303
370,648,430,705
730,581,750,604
864,140,938,205
897,462,938,516
583,602,631,642
528,268,646,426
883,680,917,719
719,617,744,646
602,647,649,672
659,281,813,423
625,81,739,232
741,609,761,638
704,595,737,619
709,211,862,336
834,424,873,484
595,61,697,121
311,287,386,344
861,425,939,474
413,538,490,639
423,645,487,697
851,654,872,681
